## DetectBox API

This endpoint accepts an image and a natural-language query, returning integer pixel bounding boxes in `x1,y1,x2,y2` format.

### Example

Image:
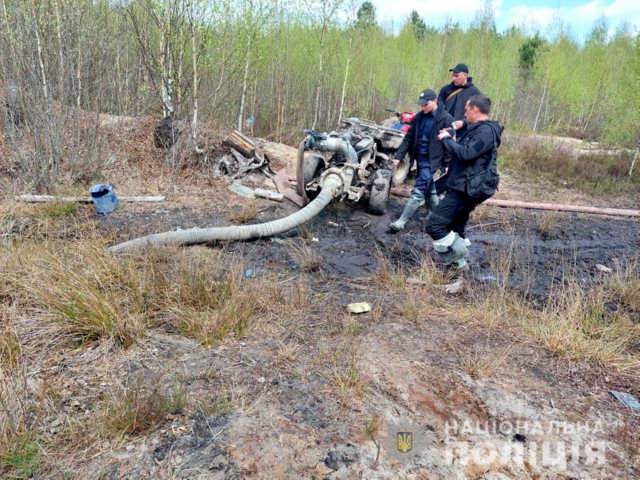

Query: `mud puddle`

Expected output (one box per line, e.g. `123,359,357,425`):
206,197,639,299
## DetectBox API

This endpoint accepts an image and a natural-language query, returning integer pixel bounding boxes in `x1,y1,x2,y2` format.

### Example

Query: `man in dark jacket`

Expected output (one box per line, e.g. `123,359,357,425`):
426,94,503,270
388,88,454,232
437,63,482,121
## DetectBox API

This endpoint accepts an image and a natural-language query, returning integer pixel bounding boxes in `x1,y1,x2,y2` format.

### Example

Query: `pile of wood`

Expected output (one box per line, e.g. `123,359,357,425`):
216,130,272,179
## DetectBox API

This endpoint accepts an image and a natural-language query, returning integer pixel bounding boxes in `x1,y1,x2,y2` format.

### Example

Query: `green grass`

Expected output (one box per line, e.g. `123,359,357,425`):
0,433,41,479
43,202,77,218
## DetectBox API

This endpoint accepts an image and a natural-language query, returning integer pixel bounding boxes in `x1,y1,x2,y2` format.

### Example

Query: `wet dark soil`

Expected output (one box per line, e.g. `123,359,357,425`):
102,195,639,300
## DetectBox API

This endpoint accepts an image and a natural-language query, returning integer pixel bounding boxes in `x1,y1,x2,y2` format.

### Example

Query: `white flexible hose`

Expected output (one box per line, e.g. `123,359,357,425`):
109,178,342,253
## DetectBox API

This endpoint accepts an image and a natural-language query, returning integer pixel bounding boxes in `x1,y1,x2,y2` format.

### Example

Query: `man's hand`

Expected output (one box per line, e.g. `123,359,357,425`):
452,120,464,130
437,128,451,141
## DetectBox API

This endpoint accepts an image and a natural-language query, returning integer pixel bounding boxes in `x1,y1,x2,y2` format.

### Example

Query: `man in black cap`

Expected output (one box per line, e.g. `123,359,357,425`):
437,63,482,122
388,88,454,232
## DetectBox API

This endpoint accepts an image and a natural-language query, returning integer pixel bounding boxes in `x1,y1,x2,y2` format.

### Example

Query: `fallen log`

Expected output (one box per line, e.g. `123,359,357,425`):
223,130,256,158
483,199,639,217
389,187,639,218
17,195,165,203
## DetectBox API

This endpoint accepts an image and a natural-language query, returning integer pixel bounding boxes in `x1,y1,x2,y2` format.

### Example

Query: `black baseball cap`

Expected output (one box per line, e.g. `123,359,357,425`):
417,88,437,106
449,63,469,73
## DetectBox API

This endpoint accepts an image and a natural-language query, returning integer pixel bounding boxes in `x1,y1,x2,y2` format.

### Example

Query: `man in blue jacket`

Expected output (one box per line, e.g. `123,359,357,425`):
388,88,454,232
427,94,503,270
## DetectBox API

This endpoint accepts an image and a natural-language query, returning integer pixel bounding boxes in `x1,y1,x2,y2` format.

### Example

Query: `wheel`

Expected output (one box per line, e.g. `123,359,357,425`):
303,155,323,184
368,169,392,215
392,154,410,186
296,138,324,203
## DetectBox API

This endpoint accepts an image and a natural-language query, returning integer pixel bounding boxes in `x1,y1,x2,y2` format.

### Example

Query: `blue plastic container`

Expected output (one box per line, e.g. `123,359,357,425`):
89,184,118,214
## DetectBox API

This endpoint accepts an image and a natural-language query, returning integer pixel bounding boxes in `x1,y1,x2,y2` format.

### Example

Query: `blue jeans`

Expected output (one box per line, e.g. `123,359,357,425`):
412,155,433,198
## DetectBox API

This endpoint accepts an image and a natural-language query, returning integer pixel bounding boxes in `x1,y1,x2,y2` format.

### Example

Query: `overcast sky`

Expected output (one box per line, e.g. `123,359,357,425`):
370,0,640,42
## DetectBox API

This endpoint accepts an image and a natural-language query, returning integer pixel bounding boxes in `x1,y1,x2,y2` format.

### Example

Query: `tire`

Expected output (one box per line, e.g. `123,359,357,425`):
303,155,323,185
368,169,392,215
296,138,324,203
392,154,410,186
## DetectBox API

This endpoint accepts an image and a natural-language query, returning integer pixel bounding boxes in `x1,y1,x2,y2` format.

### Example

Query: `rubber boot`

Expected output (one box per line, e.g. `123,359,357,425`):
389,190,425,232
423,183,440,222
432,231,468,270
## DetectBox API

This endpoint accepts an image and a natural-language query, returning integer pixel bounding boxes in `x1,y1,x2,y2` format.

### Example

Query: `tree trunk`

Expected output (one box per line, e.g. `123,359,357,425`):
312,19,327,130
190,4,202,153
339,56,350,122
54,0,65,102
160,0,174,118
31,3,48,101
238,32,252,132
533,80,547,132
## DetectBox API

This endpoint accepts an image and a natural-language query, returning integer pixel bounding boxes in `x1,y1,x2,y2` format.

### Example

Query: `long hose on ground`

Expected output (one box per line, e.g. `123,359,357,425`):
108,176,342,253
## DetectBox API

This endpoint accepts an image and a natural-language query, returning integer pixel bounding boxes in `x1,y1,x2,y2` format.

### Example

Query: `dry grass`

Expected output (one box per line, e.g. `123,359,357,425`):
15,242,147,347
43,201,77,219
1,238,297,351
0,367,41,479
535,211,559,240
0,310,22,370
374,250,406,291
227,201,260,224
604,265,640,315
465,267,640,371
287,239,322,272
168,265,260,346
452,344,512,379
500,135,639,196
100,383,173,438
324,344,367,407
397,292,426,324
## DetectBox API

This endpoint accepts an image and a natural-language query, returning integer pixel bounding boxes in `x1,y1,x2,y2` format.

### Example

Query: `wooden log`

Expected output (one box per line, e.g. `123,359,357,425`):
389,187,640,217
17,195,165,203
483,199,640,217
223,130,256,158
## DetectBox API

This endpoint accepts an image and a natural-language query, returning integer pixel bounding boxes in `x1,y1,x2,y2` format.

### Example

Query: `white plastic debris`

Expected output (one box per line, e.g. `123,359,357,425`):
254,188,284,202
227,182,255,198
596,264,613,273
347,302,371,314
444,278,464,294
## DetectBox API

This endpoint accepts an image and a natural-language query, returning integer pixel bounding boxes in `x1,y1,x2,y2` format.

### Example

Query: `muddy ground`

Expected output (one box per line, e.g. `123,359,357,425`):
59,188,639,479
101,194,640,301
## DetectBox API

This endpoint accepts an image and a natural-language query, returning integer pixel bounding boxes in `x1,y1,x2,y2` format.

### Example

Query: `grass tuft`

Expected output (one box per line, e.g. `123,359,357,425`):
101,383,172,438
43,202,77,219
288,239,322,272
228,201,260,224
535,212,559,240
0,433,41,479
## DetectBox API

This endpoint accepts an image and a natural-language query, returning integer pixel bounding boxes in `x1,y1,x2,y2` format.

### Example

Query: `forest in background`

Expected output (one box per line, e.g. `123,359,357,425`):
0,0,639,150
